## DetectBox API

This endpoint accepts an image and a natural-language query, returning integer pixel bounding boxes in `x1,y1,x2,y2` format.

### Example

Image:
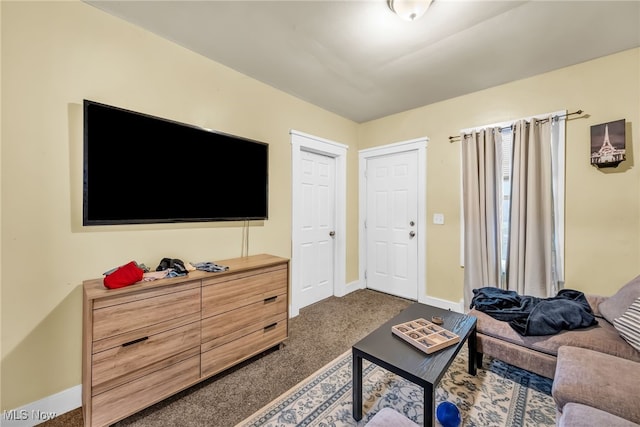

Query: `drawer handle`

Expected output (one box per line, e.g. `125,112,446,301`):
122,337,149,347
264,323,278,332
264,296,278,303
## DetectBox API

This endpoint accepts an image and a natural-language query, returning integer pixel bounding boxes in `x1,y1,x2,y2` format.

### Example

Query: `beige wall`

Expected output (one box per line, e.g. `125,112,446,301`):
1,1,358,410
359,48,640,303
2,0,639,414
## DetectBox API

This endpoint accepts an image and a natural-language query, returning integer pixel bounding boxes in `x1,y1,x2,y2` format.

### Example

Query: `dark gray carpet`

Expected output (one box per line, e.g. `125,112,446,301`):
43,289,412,427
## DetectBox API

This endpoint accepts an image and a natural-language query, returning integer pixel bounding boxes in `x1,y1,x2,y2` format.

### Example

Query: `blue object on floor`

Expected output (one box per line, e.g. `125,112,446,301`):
436,401,461,427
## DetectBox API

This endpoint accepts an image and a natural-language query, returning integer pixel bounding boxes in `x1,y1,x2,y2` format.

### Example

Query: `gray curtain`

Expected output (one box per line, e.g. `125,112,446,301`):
506,118,555,297
462,128,503,307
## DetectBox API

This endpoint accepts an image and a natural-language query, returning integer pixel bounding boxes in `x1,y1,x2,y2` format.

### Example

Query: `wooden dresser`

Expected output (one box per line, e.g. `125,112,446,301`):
82,254,289,427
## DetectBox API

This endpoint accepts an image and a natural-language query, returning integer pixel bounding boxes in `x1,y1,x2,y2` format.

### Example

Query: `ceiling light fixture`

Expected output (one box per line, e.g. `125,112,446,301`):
387,0,433,21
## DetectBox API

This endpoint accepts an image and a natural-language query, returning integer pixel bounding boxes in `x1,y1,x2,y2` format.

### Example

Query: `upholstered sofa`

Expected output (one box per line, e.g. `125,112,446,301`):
468,275,640,379
469,275,640,426
552,346,640,426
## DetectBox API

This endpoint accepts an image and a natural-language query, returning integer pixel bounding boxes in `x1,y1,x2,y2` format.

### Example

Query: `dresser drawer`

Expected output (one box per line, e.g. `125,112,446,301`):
201,292,286,346
92,319,201,395
91,355,200,427
202,265,287,318
201,317,287,378
93,285,201,341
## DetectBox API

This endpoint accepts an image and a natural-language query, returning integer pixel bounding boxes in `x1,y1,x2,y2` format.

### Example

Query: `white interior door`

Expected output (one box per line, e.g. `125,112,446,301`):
298,150,336,308
366,151,418,300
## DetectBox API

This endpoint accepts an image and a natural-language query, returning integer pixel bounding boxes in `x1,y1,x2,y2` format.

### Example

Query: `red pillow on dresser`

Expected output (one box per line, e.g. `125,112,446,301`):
103,261,144,289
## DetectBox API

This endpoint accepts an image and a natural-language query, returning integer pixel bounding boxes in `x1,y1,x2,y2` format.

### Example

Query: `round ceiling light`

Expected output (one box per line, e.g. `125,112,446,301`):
387,0,433,21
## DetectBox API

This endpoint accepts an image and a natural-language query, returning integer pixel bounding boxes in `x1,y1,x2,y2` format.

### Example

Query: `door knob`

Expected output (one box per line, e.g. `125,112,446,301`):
329,231,336,237
409,231,416,238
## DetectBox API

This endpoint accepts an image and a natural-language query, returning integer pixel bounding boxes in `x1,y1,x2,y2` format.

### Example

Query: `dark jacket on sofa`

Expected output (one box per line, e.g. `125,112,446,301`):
470,287,597,336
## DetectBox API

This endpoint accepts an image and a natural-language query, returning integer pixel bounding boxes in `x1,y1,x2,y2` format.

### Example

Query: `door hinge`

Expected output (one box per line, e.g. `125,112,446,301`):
364,270,367,280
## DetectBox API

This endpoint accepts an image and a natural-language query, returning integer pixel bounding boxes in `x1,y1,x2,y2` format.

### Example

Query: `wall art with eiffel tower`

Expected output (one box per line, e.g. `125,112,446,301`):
590,119,626,168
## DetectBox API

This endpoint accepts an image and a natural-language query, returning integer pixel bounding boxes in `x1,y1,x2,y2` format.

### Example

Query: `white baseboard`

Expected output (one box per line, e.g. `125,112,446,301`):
419,295,465,313
290,280,364,318
342,280,364,296
289,305,299,318
334,279,363,297
2,385,81,426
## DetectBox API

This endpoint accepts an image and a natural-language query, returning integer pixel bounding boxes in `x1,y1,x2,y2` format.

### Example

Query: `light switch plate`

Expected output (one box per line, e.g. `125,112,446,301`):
433,213,445,225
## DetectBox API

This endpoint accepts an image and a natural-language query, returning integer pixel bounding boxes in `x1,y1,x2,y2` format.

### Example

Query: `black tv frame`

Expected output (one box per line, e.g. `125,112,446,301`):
82,100,269,226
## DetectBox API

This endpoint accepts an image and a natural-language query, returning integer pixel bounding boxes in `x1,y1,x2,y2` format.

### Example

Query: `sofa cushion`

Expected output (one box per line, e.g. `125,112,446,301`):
599,275,640,324
586,294,608,316
614,297,640,352
558,403,639,427
471,308,640,362
552,346,640,424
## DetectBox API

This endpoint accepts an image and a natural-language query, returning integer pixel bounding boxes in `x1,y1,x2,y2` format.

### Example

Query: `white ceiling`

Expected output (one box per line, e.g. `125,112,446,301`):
86,1,640,123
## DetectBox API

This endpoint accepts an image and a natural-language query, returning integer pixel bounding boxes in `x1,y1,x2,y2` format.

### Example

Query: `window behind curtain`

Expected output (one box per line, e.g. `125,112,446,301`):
460,112,566,290
500,128,513,279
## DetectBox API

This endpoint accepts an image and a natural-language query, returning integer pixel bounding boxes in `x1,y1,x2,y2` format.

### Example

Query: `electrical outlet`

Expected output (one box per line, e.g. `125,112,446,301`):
433,213,445,225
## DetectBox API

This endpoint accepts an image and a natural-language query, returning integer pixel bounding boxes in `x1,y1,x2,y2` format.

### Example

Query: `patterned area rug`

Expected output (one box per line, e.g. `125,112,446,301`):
236,347,555,427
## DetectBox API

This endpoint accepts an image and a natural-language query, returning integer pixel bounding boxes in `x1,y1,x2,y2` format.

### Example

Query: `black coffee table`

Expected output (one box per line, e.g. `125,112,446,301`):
352,302,477,426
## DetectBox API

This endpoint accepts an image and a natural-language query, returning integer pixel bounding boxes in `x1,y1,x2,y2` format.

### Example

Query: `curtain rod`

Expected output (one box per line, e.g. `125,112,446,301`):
448,110,584,143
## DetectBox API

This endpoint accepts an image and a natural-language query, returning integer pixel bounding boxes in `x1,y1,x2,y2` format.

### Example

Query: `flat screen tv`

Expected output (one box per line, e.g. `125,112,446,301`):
83,100,268,225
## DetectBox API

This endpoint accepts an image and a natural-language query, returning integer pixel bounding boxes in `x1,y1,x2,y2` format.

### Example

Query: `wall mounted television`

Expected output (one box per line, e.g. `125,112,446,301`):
83,100,268,225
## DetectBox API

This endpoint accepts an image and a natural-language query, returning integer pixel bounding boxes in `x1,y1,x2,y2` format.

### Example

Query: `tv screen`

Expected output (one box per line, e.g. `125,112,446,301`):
83,100,268,225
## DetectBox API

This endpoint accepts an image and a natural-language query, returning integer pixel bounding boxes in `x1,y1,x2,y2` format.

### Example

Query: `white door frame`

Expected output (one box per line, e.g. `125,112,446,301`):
291,130,348,317
358,137,428,303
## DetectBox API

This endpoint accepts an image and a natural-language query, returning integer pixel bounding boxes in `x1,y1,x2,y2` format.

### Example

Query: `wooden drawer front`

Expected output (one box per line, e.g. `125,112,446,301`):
92,320,201,394
202,266,287,318
93,287,201,341
201,293,286,345
201,318,287,378
201,312,286,353
92,313,200,354
91,355,200,427
92,280,200,310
